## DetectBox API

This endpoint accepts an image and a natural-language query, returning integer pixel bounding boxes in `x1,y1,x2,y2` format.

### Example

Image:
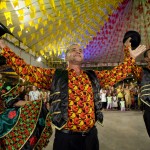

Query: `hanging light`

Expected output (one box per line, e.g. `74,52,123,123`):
37,57,41,62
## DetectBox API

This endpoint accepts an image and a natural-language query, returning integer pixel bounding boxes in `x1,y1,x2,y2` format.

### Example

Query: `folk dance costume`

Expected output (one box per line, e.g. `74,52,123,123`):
140,68,150,137
0,82,52,150
0,46,141,150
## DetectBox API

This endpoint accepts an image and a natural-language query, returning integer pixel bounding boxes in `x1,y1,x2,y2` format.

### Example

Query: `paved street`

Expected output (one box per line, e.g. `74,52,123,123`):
45,111,150,150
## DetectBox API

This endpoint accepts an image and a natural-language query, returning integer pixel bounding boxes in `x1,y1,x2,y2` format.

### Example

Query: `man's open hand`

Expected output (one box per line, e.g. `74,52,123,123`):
129,45,147,59
124,37,147,59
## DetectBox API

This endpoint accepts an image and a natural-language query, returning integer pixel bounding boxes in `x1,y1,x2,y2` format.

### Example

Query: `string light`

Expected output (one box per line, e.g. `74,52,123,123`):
37,57,41,62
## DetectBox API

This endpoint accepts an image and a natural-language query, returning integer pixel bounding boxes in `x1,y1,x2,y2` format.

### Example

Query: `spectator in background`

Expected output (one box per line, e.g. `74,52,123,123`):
117,85,124,110
29,85,41,101
25,86,31,101
130,86,135,109
108,86,115,96
40,88,48,103
120,98,126,111
133,86,139,110
19,85,28,101
112,93,118,110
100,88,107,110
107,93,112,110
124,85,132,110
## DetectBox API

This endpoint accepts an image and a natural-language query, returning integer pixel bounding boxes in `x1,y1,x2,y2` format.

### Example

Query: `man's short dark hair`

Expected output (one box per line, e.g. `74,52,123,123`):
66,43,80,56
144,49,150,58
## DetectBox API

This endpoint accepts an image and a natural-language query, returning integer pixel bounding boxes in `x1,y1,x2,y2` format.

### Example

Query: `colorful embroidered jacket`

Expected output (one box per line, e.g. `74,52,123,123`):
140,67,150,137
0,81,52,149
1,46,142,132
50,69,103,130
140,68,150,107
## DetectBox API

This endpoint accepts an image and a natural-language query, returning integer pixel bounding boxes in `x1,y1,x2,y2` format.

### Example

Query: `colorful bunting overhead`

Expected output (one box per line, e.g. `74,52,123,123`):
0,0,149,66
84,0,150,63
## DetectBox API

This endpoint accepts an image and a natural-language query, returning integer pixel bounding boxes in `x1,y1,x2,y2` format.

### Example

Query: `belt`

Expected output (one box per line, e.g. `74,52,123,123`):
56,126,95,136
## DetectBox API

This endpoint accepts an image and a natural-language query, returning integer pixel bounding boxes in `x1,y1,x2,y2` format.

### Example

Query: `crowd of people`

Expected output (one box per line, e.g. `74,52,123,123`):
21,84,51,111
100,83,140,111
19,84,50,105
3,80,142,113
4,78,142,113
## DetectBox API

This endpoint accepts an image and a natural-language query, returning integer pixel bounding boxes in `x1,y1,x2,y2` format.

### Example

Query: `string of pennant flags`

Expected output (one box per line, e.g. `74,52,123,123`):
84,0,150,63
0,0,150,66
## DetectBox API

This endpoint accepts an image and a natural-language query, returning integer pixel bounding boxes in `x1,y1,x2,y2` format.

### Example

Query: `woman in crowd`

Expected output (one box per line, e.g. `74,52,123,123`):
124,85,131,110
116,85,124,110
19,85,28,101
29,85,41,101
112,93,118,110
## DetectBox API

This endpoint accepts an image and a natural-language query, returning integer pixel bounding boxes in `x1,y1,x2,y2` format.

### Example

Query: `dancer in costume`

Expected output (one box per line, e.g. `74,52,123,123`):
139,49,150,137
0,74,52,149
0,36,146,150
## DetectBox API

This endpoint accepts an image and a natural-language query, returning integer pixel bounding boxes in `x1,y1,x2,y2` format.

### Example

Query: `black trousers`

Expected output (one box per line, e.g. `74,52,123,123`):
53,126,99,150
143,106,150,137
117,98,122,110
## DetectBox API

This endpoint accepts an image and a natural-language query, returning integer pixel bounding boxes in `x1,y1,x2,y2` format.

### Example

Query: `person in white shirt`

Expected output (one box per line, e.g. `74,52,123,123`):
100,88,107,110
29,86,41,101
107,93,112,110
120,98,125,111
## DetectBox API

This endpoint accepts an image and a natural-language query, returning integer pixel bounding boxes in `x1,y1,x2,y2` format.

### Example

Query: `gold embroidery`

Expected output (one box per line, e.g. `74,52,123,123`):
141,89,150,93
1,83,20,97
51,99,61,104
140,98,150,107
52,122,67,130
51,111,61,115
50,91,60,97
141,84,150,90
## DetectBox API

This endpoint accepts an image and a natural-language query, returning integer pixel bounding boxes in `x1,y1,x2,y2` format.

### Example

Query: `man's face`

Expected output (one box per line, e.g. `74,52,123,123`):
66,44,84,64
